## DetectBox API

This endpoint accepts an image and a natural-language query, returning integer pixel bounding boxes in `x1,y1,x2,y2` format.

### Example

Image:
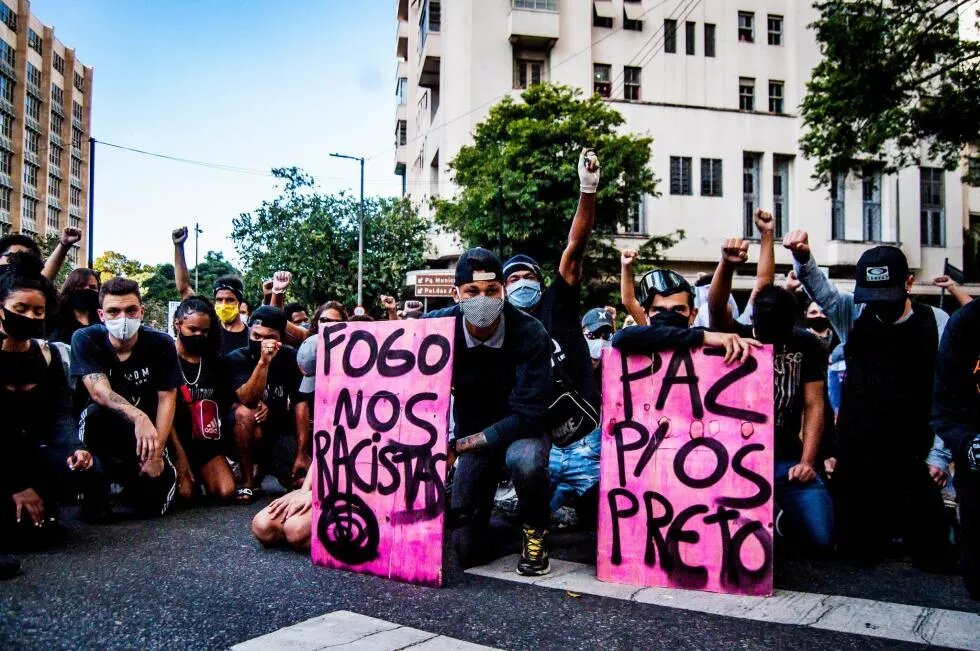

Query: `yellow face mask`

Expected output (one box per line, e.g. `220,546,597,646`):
215,303,240,324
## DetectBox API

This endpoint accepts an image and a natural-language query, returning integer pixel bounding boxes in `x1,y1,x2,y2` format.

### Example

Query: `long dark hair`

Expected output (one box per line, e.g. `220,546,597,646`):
173,295,222,360
310,300,347,335
0,253,57,314
56,268,100,322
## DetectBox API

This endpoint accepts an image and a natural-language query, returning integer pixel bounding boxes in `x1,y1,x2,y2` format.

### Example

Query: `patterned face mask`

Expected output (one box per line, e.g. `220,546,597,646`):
459,296,504,329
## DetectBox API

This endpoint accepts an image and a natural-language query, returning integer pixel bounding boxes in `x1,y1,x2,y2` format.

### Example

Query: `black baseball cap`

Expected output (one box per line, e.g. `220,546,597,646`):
248,305,287,335
853,246,909,304
637,269,694,309
455,248,503,286
581,307,614,334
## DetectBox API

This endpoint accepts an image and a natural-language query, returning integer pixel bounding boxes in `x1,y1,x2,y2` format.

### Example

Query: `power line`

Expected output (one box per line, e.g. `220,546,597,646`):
96,140,275,177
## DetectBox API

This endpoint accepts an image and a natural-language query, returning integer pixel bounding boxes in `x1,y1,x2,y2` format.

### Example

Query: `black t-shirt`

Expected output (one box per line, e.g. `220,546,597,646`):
534,273,600,409
735,324,827,461
220,326,249,355
70,324,182,421
225,345,301,427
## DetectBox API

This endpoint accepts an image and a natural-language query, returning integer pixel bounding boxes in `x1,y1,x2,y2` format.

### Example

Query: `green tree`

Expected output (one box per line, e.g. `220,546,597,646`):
232,168,430,315
801,0,980,186
186,251,239,297
91,250,151,281
433,83,680,308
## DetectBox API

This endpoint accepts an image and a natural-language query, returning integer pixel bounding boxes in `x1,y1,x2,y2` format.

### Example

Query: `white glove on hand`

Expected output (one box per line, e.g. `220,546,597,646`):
578,148,600,194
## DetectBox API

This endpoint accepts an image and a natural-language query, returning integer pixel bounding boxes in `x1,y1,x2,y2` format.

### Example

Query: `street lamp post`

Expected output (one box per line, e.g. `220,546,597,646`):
330,152,366,308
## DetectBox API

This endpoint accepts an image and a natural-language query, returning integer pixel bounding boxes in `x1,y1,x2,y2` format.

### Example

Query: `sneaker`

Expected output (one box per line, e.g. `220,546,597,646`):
517,525,550,576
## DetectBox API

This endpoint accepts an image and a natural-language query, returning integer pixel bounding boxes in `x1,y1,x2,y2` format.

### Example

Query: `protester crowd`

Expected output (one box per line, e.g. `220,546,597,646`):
0,149,976,602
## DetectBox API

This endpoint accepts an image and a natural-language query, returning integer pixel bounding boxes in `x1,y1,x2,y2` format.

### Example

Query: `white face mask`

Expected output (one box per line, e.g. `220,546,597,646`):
459,296,504,329
586,337,611,360
105,316,141,341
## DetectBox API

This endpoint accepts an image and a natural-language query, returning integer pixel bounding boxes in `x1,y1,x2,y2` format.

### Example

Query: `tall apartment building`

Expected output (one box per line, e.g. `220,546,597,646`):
394,0,979,294
0,0,92,267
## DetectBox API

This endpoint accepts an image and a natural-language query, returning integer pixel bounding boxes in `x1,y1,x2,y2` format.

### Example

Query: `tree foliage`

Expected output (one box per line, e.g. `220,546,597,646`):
801,0,980,185
433,83,680,307
232,168,430,315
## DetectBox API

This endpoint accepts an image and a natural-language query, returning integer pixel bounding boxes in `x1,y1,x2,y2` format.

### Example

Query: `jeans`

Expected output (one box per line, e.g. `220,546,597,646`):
774,459,834,554
449,436,550,568
548,428,601,512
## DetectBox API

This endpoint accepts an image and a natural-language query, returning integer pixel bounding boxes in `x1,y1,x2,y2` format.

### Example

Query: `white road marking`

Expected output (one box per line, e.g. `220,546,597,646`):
231,609,500,651
466,556,980,650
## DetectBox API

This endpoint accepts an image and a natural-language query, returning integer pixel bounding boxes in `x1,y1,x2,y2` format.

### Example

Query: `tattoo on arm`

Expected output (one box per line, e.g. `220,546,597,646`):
84,373,140,419
455,432,489,453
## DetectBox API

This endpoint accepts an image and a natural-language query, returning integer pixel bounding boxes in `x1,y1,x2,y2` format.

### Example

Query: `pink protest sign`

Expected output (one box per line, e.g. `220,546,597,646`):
310,318,455,587
597,345,775,596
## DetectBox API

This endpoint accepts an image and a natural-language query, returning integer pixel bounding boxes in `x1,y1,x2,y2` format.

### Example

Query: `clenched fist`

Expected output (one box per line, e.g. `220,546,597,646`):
579,148,600,194
782,230,811,263
721,238,749,265
172,226,189,245
753,209,775,234
621,249,638,268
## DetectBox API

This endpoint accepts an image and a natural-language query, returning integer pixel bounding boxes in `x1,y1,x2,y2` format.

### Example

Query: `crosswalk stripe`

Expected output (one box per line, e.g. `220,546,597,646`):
466,556,980,650
231,610,500,651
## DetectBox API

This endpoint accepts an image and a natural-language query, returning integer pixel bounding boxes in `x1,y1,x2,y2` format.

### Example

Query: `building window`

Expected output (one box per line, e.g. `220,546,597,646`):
743,153,761,236
49,143,61,167
862,168,882,241
46,205,59,230
71,156,81,179
51,84,64,108
69,214,80,230
773,156,791,237
920,167,945,246
592,3,613,28
73,72,84,92
0,3,15,31
767,15,783,46
48,174,60,196
0,73,11,103
25,129,39,154
419,0,441,49
72,128,83,149
396,77,407,105
23,162,37,187
70,185,81,207
623,5,643,31
0,112,10,139
623,197,646,235
26,63,41,90
664,19,677,53
28,28,42,54
26,96,40,122
0,150,10,175
514,58,543,89
704,23,716,57
685,21,696,55
22,197,37,230
738,11,754,43
700,158,723,197
670,156,692,195
593,63,611,97
831,172,846,239
0,187,9,211
0,40,13,68
50,112,63,135
768,81,784,113
72,101,83,122
624,66,641,100
739,77,755,111
395,119,407,146
53,52,64,75
512,0,558,9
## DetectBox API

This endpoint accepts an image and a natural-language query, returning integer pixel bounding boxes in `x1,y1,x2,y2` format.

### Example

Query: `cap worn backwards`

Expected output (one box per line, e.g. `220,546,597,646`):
248,305,287,335
455,247,504,286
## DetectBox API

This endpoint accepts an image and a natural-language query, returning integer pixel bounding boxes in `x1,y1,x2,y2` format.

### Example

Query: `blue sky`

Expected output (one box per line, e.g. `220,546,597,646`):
32,0,402,266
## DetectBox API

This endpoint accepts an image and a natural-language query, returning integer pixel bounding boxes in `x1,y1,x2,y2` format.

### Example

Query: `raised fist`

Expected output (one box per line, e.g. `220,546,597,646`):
272,271,292,294
753,209,775,234
60,227,82,247
172,226,189,246
380,295,396,309
782,230,811,262
621,249,638,268
578,148,600,194
721,238,749,265
932,275,957,289
259,339,282,364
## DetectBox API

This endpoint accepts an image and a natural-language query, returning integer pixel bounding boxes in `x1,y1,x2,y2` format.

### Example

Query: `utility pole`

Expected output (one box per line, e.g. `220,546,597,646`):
496,179,505,258
330,152,366,307
87,138,96,267
194,222,203,292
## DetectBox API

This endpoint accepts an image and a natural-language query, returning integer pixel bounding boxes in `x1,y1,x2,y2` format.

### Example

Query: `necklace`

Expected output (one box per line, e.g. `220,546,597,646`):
179,356,203,386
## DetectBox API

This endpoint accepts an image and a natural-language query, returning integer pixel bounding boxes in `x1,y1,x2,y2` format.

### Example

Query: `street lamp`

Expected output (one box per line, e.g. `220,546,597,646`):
330,152,365,308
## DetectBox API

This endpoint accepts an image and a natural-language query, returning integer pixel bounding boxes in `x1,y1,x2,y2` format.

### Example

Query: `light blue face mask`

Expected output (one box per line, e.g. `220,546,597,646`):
507,278,542,309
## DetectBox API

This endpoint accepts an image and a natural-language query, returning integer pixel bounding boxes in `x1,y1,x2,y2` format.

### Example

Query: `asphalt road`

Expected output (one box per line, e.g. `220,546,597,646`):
0,489,975,650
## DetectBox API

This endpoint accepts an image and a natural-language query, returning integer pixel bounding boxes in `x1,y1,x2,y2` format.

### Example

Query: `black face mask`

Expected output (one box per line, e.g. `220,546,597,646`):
649,310,690,330
806,316,831,332
178,332,208,356
1,308,45,340
248,339,263,361
866,300,906,324
753,306,796,343
69,289,100,313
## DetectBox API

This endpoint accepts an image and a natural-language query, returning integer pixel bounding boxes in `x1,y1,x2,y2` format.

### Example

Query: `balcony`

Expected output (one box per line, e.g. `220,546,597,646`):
396,0,408,21
418,31,440,89
509,0,560,49
396,18,408,60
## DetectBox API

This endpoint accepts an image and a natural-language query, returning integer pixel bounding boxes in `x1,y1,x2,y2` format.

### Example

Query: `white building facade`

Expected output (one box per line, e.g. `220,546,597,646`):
394,0,978,294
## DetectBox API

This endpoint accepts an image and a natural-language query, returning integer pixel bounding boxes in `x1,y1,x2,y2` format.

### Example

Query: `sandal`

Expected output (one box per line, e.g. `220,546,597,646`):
235,487,257,503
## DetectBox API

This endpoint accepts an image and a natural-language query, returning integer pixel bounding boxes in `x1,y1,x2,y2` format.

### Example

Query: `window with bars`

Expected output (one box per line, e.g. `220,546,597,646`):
700,158,723,197
53,52,64,75
743,153,761,236
685,21,696,55
49,143,61,167
670,156,692,195
624,66,641,100
593,63,611,97
920,167,945,246
767,15,783,46
831,172,846,240
738,12,754,42
28,28,41,53
623,198,646,235
514,58,543,89
704,23,715,57
773,156,791,237
768,81,784,113
664,19,677,53
739,77,755,111
862,168,882,241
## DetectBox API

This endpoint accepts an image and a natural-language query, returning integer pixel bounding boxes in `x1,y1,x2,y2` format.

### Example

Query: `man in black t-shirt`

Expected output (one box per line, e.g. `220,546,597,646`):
225,306,309,500
71,277,180,517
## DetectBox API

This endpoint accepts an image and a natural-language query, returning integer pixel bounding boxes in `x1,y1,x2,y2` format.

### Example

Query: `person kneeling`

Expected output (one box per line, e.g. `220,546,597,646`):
251,471,312,550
